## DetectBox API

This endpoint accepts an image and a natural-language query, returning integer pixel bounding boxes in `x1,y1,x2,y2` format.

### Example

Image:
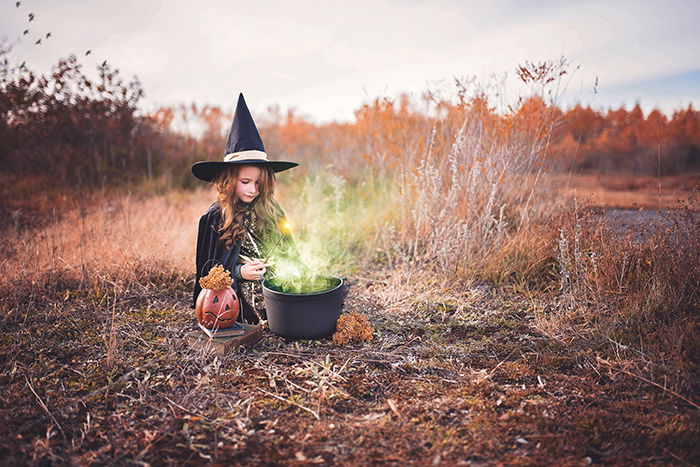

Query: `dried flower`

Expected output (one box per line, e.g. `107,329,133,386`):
332,312,373,345
199,264,232,290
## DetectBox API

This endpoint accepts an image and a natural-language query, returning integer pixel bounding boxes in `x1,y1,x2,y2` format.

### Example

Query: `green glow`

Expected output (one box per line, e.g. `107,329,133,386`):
259,169,401,294
265,275,339,295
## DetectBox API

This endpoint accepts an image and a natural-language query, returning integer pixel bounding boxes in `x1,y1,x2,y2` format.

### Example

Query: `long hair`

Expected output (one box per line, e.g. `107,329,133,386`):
213,164,278,247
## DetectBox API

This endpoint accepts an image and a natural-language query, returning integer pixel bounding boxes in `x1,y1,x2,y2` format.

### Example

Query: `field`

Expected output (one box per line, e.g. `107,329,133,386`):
552,173,700,210
2,52,699,464
1,170,698,465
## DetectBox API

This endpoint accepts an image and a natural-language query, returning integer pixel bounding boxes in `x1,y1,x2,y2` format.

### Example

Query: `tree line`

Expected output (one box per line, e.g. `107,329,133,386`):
2,54,698,194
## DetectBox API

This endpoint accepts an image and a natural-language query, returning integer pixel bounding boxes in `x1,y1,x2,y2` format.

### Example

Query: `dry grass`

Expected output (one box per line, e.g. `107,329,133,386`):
2,65,699,462
2,254,698,465
2,168,699,465
0,188,209,316
550,173,700,210
543,203,700,392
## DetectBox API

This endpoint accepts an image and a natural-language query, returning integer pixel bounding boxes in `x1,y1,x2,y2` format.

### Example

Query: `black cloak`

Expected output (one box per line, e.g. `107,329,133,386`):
193,201,301,324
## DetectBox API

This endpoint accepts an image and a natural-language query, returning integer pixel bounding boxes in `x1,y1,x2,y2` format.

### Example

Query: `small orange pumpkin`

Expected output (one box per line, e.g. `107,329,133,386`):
195,287,240,329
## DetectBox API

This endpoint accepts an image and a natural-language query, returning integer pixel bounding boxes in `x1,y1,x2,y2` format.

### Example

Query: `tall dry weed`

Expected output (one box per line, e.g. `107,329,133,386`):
0,189,210,314
549,206,700,391
373,68,567,285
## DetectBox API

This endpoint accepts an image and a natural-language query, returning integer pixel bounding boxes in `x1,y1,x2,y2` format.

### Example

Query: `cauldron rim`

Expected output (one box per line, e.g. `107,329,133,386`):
262,276,343,297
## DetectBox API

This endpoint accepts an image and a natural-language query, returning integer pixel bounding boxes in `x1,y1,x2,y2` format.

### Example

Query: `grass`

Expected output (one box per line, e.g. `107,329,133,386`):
1,265,698,464
550,202,700,394
1,68,698,462
1,170,698,464
550,173,700,210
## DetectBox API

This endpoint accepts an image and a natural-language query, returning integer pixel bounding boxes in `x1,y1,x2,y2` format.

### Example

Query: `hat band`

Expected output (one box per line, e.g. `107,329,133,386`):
223,150,269,162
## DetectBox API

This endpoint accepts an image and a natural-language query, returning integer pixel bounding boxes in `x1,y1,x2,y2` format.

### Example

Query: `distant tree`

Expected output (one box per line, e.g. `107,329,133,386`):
1,54,145,186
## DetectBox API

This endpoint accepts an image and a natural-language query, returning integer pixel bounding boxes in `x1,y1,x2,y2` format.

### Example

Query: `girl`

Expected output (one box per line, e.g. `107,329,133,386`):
192,94,301,324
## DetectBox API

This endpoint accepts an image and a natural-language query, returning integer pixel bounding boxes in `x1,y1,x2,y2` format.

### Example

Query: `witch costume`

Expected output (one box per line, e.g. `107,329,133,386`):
192,93,299,324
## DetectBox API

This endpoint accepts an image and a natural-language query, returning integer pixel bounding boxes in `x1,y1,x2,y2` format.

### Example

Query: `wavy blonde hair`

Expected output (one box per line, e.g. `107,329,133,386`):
213,164,278,247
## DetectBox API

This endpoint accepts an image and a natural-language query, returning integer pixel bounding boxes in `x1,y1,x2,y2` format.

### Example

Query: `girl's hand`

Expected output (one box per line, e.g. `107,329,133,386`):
240,260,270,281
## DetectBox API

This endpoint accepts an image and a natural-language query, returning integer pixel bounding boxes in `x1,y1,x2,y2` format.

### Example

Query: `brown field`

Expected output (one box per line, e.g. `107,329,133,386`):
552,173,700,210
1,171,698,465
2,53,699,465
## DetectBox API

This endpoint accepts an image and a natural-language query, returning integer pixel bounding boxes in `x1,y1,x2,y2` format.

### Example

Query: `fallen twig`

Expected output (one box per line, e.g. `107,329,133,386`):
25,376,64,437
18,368,139,435
256,387,320,420
660,446,693,466
598,358,699,410
487,349,518,377
387,399,402,420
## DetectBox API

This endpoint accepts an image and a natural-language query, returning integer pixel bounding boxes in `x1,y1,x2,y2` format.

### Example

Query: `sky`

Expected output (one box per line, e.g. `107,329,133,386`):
1,0,698,123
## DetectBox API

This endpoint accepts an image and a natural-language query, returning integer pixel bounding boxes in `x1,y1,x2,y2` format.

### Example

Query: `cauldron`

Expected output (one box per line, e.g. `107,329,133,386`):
262,276,347,339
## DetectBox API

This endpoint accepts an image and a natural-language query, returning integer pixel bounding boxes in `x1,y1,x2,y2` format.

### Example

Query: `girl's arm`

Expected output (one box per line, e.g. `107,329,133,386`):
193,213,209,307
193,205,223,307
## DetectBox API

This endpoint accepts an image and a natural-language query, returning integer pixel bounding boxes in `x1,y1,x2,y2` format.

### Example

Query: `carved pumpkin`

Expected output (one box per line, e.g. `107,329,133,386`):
195,287,240,329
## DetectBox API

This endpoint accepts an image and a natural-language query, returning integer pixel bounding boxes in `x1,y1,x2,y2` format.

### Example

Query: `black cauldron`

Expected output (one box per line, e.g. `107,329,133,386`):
262,276,347,339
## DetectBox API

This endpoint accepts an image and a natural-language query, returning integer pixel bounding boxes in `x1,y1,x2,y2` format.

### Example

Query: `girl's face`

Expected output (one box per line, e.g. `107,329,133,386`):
235,165,262,203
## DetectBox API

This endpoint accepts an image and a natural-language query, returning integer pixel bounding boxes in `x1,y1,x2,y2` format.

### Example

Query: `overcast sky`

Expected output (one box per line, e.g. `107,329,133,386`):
2,0,698,122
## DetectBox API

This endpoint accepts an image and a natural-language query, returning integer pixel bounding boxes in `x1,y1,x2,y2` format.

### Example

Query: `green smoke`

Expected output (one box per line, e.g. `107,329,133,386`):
265,274,339,295
259,169,397,294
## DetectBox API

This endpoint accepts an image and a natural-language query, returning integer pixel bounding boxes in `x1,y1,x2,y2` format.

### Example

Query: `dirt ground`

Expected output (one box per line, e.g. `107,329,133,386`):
1,271,697,465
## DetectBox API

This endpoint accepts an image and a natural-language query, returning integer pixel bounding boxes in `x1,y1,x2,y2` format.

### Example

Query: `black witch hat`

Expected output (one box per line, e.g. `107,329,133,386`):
192,93,298,182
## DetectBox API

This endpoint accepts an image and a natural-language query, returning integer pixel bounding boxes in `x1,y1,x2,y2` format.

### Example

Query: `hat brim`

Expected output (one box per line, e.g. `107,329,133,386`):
191,160,299,182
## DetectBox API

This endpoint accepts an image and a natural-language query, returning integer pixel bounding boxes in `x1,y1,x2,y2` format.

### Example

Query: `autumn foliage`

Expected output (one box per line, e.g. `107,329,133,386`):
548,103,700,174
2,54,698,465
1,54,698,201
160,90,700,183
0,54,145,186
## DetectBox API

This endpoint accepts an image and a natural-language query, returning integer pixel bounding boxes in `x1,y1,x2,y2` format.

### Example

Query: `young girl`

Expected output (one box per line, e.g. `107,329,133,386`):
192,94,300,324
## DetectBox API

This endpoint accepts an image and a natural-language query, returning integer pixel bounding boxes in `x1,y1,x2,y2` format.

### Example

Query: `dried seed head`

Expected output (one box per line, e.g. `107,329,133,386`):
332,312,373,345
199,264,233,290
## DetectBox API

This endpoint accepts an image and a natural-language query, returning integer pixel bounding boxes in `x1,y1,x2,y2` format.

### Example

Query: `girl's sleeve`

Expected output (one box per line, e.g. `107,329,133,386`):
193,210,216,308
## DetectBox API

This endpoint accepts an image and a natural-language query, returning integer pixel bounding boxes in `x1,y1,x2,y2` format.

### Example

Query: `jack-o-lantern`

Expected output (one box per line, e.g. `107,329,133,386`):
196,287,240,329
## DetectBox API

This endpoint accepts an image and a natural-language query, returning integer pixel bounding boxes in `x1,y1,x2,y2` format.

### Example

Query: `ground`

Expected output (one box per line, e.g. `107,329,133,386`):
1,270,697,465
